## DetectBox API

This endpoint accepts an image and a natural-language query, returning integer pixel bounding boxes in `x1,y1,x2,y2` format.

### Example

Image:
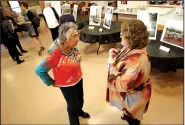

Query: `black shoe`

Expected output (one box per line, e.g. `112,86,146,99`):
40,47,45,50
129,119,140,125
121,114,128,120
38,50,42,56
79,111,90,119
121,114,140,125
21,50,28,53
17,59,24,64
12,57,16,61
18,53,23,56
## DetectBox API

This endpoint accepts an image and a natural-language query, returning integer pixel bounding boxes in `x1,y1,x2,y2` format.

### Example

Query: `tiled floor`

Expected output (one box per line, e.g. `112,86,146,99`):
1,19,183,124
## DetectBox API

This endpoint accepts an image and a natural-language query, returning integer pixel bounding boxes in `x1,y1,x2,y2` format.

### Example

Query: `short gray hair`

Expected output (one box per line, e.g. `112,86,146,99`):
58,22,78,42
62,3,71,14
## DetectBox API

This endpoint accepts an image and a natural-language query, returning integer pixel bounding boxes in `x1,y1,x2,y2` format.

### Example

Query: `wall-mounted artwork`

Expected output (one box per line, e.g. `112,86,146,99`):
161,20,183,49
89,6,102,26
137,11,159,40
73,4,78,21
103,6,114,29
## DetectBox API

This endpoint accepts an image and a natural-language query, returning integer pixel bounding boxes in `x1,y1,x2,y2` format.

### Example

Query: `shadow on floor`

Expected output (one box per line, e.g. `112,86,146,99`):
151,69,183,97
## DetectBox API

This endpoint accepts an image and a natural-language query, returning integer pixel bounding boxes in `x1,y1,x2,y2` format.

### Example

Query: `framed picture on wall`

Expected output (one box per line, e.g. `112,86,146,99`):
89,6,102,26
103,6,114,29
160,20,183,49
73,4,78,21
137,11,159,40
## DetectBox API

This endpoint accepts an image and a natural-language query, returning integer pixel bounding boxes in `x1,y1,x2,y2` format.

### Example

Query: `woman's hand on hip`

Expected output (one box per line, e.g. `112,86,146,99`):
52,80,57,87
52,84,57,87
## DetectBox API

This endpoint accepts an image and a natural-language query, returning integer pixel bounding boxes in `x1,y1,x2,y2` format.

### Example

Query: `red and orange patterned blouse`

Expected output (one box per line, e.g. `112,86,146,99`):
36,41,82,87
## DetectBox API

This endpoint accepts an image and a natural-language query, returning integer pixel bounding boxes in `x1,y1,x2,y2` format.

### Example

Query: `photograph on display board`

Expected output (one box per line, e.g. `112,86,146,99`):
73,5,78,21
103,6,114,29
121,0,127,4
137,11,158,40
160,20,183,49
89,6,102,26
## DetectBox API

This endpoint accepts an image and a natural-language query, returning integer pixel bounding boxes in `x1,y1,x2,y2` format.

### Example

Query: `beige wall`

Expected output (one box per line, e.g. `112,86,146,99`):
28,5,42,15
90,1,108,7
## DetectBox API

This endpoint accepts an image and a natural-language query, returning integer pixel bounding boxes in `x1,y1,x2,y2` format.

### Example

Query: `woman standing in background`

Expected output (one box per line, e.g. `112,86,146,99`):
20,2,44,56
60,3,75,25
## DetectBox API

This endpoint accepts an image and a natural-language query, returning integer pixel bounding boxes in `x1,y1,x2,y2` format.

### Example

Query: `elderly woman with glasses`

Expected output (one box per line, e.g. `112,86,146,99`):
106,19,152,125
35,22,90,125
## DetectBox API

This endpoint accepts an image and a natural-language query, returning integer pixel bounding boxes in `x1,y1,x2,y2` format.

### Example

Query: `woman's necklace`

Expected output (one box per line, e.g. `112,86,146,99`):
55,39,74,56
115,47,132,63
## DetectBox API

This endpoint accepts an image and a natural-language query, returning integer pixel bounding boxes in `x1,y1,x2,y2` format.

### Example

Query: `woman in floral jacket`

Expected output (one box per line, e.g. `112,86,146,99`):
106,19,152,125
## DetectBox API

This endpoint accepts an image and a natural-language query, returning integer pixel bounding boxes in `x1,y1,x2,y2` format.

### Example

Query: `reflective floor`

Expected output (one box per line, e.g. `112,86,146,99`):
1,19,183,124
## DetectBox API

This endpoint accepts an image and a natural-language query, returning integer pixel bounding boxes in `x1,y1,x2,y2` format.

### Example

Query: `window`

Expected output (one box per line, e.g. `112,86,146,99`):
9,1,21,13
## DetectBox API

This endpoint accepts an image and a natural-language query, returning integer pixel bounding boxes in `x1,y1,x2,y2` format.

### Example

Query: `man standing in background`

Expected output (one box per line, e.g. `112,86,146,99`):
43,2,59,41
2,10,28,55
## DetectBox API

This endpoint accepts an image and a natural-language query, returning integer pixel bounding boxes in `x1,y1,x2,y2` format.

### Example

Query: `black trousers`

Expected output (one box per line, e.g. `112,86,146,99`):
14,31,24,52
49,26,59,41
60,79,84,125
5,38,20,61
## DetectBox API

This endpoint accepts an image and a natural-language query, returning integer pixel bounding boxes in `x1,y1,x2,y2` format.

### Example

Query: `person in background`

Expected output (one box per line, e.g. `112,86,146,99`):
20,2,44,56
60,3,75,25
106,19,152,125
2,10,28,55
61,1,70,5
43,2,59,41
35,22,90,125
1,10,24,64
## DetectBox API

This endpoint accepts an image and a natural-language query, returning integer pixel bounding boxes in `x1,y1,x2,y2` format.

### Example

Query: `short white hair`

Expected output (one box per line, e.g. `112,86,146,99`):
45,1,51,7
58,22,78,42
